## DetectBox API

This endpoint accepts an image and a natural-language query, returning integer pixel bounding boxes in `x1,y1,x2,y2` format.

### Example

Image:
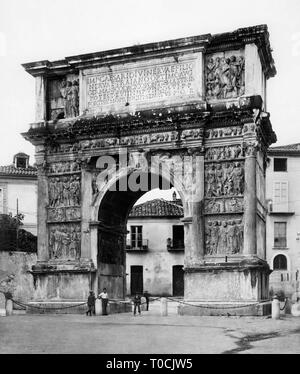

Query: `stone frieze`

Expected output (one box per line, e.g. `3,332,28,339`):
48,223,81,260
47,160,81,175
205,161,244,198
205,145,244,161
47,206,81,222
204,197,244,214
48,175,81,208
205,126,243,139
205,218,244,255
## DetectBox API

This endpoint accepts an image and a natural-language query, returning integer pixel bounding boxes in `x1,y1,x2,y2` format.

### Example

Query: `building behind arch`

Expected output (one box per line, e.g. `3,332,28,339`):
266,143,300,301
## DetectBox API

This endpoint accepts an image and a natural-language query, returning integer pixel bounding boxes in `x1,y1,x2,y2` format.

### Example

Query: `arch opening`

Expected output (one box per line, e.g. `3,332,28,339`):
95,171,184,299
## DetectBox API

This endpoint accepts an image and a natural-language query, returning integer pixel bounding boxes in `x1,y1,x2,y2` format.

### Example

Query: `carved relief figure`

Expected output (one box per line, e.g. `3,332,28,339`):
59,79,79,118
48,160,80,174
49,224,81,260
204,197,243,214
205,145,243,161
48,175,81,208
205,219,244,255
206,54,245,99
205,126,243,139
205,161,244,197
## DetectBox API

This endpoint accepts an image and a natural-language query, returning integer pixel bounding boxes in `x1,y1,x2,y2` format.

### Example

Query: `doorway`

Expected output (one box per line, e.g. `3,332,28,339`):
172,265,184,296
131,265,143,295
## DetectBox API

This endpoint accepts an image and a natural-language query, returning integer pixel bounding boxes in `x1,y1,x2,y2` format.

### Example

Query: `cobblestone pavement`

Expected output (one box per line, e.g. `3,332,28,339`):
0,302,300,354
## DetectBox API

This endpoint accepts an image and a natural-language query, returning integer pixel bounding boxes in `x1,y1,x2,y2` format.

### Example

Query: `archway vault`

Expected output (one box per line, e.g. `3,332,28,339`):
92,168,186,299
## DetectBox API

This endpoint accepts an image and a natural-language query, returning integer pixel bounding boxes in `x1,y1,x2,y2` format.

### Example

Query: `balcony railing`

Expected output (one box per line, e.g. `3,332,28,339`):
167,239,185,251
126,239,148,251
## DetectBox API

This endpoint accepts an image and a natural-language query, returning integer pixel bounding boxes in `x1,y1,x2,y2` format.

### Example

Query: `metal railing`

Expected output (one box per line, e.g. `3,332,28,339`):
126,239,148,251
166,239,185,251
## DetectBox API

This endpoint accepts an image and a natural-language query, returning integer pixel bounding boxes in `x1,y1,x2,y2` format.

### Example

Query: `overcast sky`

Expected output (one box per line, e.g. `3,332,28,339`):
0,0,299,173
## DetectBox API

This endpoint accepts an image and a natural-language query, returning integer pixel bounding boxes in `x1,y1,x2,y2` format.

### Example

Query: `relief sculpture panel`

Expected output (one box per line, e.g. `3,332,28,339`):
205,126,243,139
47,75,79,120
49,223,81,260
48,175,81,208
205,197,244,214
205,161,244,198
205,145,244,161
205,52,245,100
47,160,81,174
205,219,244,255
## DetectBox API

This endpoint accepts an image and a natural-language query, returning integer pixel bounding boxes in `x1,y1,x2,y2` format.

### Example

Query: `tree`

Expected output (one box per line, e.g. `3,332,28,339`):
0,213,37,252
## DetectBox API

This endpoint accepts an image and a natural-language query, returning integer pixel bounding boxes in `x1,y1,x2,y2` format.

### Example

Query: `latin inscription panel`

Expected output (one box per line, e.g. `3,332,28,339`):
84,55,202,114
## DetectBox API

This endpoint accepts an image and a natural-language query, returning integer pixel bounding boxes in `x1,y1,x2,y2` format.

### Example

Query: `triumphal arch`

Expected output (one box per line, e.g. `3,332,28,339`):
23,25,277,315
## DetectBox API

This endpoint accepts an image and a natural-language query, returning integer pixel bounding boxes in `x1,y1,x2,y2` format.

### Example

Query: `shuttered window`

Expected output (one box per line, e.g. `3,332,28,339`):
273,181,288,212
274,222,287,248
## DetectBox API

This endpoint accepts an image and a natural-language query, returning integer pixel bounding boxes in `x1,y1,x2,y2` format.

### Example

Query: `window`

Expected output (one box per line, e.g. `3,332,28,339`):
274,222,287,247
273,254,287,270
131,226,143,249
172,225,184,249
274,158,287,172
273,182,288,211
16,157,26,168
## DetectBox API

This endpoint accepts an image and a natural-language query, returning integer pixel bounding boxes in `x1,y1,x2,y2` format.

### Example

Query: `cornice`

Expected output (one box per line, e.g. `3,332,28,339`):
22,25,275,79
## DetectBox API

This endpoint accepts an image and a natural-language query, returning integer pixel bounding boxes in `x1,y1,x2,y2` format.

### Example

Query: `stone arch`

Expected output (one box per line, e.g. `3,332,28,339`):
91,165,188,299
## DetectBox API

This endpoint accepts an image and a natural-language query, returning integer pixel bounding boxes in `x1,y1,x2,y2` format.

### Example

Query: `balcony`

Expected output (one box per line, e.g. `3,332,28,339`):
167,238,185,251
126,239,148,251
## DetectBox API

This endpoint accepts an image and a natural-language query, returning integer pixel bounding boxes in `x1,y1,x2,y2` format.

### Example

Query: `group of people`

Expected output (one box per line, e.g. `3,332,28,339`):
86,289,151,316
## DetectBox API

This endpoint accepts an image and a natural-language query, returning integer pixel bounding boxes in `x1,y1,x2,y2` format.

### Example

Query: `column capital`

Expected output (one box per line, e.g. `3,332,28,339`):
243,140,259,157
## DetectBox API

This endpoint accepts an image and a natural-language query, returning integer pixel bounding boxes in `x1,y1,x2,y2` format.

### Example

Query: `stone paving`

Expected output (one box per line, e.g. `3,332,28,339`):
0,301,300,354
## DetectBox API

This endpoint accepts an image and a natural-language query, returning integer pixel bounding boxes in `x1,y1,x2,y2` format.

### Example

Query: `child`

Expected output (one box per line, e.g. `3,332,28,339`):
133,293,141,316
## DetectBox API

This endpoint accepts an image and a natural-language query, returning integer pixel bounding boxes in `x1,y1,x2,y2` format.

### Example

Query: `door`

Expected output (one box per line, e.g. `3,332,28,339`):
172,265,184,296
131,266,143,295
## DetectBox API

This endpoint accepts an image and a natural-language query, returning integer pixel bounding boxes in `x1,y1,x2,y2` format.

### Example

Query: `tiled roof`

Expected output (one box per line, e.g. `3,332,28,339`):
269,143,300,153
129,198,183,218
0,165,37,177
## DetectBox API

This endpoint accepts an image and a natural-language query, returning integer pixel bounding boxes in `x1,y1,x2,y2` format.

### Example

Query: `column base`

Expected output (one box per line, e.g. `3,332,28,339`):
183,258,270,315
30,260,96,301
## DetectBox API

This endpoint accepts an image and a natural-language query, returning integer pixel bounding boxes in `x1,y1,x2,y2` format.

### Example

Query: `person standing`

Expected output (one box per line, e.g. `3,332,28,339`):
98,288,109,315
143,291,150,311
133,293,141,316
86,290,95,316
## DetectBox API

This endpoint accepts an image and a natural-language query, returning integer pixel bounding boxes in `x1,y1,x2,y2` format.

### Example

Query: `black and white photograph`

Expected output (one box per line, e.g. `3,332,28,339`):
0,0,300,360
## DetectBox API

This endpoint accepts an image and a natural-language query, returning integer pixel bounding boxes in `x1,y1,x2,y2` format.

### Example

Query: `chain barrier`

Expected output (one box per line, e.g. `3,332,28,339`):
11,299,87,311
165,296,265,310
3,291,269,313
280,298,288,311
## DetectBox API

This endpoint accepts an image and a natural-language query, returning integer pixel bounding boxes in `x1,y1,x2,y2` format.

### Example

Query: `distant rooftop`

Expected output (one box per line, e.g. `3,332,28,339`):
0,165,37,178
0,153,37,178
268,143,300,155
129,198,183,218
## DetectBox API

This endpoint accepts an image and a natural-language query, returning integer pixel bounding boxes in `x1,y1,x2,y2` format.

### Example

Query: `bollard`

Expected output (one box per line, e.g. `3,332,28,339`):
160,297,168,316
272,295,280,319
291,302,300,317
95,298,102,316
5,299,13,316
